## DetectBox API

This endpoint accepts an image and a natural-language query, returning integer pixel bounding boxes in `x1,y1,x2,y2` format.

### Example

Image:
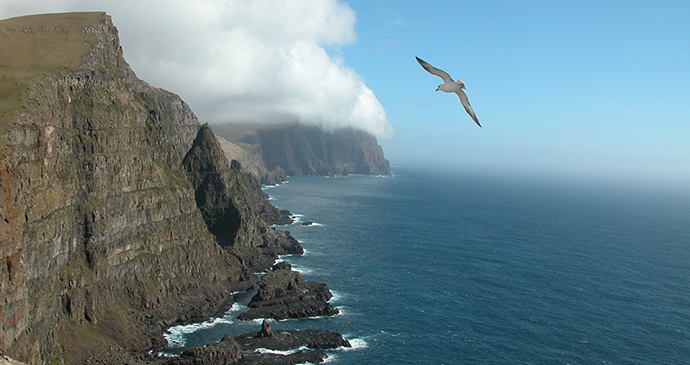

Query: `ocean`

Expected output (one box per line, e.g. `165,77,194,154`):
164,167,690,364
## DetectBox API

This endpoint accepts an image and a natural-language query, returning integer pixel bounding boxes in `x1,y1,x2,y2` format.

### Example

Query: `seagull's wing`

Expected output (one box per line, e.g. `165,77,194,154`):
455,89,482,128
416,57,453,83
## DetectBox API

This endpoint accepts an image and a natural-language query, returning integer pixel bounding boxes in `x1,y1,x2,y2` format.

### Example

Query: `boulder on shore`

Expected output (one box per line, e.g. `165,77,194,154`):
256,319,273,338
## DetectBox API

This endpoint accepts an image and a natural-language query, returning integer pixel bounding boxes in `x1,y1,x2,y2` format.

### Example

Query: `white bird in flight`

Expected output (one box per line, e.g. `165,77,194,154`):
416,57,481,128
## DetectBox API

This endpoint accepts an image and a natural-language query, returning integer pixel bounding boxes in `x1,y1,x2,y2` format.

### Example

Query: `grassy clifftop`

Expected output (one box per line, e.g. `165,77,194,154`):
0,12,106,152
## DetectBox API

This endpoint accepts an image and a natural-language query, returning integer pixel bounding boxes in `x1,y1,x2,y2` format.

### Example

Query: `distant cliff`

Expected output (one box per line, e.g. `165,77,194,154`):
212,123,390,184
0,12,298,364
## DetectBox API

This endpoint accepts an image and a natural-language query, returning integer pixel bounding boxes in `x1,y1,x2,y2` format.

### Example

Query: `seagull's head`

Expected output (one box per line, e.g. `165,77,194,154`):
435,85,441,92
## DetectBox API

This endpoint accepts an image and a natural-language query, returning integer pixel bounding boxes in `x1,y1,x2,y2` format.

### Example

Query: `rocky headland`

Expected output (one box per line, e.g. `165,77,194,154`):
0,12,385,365
212,122,391,185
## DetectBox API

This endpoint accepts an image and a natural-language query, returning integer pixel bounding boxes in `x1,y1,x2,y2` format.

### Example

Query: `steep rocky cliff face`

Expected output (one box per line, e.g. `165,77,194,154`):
258,125,390,177
0,13,266,364
212,123,390,183
183,124,301,271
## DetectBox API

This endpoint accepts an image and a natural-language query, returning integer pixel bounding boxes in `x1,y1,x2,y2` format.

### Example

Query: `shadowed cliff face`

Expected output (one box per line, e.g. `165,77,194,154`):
183,125,302,271
0,13,260,364
183,124,242,244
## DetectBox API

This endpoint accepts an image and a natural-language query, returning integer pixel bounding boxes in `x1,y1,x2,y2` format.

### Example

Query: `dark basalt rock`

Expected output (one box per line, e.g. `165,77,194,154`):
301,221,314,226
159,325,349,365
256,319,272,338
236,328,351,351
172,336,243,365
237,351,326,365
234,329,350,365
237,270,339,321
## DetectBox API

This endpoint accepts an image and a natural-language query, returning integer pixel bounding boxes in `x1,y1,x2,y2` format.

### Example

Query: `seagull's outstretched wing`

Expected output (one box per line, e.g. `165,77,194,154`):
455,89,482,128
416,56,452,83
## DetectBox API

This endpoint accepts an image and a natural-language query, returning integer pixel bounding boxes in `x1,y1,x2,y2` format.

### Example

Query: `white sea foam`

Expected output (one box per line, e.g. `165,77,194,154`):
289,214,304,224
253,345,309,356
228,301,244,312
271,336,364,362
164,316,234,348
320,354,336,364
333,336,368,352
261,181,286,189
277,312,336,322
345,338,368,350
328,290,345,303
290,264,314,275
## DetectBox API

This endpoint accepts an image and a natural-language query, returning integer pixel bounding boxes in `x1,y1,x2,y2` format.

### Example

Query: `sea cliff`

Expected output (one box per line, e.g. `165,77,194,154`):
0,12,277,364
212,123,390,184
0,12,381,364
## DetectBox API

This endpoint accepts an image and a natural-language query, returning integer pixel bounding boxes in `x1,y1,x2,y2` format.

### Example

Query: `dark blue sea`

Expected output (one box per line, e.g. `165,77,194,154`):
163,167,690,364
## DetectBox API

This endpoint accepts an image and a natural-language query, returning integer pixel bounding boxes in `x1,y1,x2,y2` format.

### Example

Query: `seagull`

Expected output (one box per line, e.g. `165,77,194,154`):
416,56,481,128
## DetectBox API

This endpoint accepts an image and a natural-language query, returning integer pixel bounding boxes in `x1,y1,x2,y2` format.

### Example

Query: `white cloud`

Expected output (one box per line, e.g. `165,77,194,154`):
0,0,394,138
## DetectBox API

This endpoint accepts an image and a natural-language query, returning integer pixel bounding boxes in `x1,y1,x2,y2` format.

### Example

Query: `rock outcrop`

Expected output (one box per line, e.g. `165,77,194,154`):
182,124,301,270
234,328,350,365
174,336,244,365
212,123,390,183
170,326,350,365
256,319,273,338
238,268,339,321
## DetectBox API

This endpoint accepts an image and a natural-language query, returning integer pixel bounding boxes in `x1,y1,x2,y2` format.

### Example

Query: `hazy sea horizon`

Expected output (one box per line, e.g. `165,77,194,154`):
164,166,690,364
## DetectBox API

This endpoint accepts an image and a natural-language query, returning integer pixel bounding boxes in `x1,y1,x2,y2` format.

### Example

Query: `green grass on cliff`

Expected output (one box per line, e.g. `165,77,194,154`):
0,12,106,155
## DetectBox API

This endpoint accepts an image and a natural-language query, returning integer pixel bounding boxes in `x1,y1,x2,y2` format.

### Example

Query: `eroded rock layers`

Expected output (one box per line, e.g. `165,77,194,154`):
0,13,252,364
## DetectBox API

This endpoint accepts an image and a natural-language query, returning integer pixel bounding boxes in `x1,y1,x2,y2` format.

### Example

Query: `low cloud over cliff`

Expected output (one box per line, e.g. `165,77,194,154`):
0,0,394,138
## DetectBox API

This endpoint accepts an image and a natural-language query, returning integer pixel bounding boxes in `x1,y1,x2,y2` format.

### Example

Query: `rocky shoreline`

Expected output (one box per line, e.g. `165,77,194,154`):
164,326,350,365
137,227,346,365
0,12,362,365
74,236,347,365
150,252,345,364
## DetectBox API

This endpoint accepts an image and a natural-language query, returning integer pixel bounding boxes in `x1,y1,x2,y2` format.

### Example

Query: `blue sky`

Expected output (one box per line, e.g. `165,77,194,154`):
1,0,689,189
340,1,690,188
